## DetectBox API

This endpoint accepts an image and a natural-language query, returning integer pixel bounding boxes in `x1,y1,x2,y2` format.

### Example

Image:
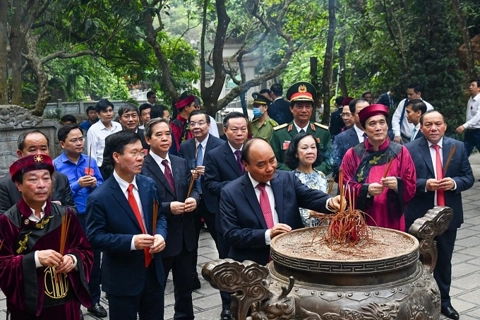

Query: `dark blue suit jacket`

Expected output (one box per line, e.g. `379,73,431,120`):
269,98,293,125
331,127,360,178
204,142,245,230
405,136,474,230
329,108,344,137
220,171,332,265
142,154,199,257
179,134,225,207
86,174,167,296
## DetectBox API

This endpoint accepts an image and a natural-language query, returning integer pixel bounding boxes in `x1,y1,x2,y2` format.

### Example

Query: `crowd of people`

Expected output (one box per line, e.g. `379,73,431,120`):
0,80,478,320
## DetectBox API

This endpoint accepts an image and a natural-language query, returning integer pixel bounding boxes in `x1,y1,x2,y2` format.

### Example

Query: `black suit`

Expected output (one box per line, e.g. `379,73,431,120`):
220,171,332,265
405,136,474,309
0,172,75,214
137,128,150,151
269,98,293,125
329,107,345,137
180,135,225,244
331,127,360,180
203,141,245,311
142,154,199,320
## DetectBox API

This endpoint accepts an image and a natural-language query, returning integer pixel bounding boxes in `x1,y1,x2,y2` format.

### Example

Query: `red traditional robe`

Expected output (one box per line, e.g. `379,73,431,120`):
340,139,416,231
0,199,93,320
170,115,193,152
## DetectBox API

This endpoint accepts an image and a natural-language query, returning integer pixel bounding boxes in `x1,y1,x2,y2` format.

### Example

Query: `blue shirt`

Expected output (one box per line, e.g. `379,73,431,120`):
79,119,98,132
54,152,104,214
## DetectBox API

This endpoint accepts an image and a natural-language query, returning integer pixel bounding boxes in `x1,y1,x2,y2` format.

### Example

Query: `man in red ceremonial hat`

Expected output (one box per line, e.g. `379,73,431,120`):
170,94,196,153
0,154,93,320
340,104,417,231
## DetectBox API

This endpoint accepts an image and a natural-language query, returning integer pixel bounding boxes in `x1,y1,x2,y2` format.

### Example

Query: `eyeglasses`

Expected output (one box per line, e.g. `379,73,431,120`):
127,151,146,158
341,113,352,118
190,121,206,127
69,137,84,143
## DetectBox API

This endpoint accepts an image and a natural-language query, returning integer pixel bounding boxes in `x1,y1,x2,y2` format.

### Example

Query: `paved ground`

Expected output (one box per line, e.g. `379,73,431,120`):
1,154,479,320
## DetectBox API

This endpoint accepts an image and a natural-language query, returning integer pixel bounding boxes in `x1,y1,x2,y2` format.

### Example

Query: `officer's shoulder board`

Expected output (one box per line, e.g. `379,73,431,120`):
268,119,279,127
273,123,288,131
314,122,329,131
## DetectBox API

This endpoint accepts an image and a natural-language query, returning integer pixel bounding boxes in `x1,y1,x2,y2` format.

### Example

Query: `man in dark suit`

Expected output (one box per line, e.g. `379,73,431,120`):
329,96,346,138
0,130,75,214
180,110,225,288
331,98,369,181
86,131,167,320
204,111,248,320
405,99,427,141
220,138,341,265
142,118,199,320
117,103,149,150
405,110,474,320
268,83,293,125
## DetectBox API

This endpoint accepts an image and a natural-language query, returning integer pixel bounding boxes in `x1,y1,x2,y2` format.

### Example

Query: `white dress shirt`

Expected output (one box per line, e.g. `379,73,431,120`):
86,120,122,166
113,170,146,250
392,98,433,138
247,173,279,245
463,93,480,129
353,125,365,143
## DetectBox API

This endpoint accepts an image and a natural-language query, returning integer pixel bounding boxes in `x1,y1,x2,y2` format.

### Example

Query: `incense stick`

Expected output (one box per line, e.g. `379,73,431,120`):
186,171,196,198
59,213,71,255
383,158,394,178
87,144,92,174
443,144,456,175
152,200,158,236
338,169,345,212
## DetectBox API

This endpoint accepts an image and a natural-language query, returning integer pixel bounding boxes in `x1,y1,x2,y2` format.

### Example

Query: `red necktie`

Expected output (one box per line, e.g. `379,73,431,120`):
162,159,176,193
432,145,445,206
127,184,152,267
257,183,274,228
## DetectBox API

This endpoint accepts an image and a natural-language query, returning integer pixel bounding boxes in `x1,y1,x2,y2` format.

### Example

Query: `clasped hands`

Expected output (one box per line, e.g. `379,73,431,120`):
368,177,398,196
426,177,455,192
37,249,75,274
191,166,205,180
170,198,197,214
133,234,166,253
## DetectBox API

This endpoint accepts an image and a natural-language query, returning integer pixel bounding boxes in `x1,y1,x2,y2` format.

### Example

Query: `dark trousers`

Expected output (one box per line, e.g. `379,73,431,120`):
217,230,231,311
435,228,457,308
464,129,480,157
162,246,196,320
77,214,102,304
108,264,164,320
192,197,218,280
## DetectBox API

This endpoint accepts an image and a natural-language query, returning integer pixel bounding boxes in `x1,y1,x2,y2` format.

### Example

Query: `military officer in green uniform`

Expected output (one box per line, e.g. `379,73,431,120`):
251,92,278,142
271,82,332,174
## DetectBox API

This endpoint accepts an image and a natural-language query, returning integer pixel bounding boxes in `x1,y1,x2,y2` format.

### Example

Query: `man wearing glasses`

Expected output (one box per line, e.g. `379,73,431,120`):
270,82,332,174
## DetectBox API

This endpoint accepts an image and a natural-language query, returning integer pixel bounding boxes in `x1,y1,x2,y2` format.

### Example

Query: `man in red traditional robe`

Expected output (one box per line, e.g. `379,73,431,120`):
340,104,417,231
0,154,93,320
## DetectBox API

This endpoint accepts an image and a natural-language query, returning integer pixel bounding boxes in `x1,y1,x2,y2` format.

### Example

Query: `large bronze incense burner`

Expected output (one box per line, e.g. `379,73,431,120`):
202,206,453,320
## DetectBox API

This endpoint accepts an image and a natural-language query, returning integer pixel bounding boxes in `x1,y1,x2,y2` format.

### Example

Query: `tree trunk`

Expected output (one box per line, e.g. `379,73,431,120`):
321,0,336,126
338,37,348,97
23,32,50,116
451,0,476,79
0,0,7,104
10,0,24,105
310,56,319,122
201,0,230,116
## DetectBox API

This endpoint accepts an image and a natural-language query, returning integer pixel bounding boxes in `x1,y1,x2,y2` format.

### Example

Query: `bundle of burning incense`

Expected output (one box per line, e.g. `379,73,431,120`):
152,200,159,235
59,213,71,255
